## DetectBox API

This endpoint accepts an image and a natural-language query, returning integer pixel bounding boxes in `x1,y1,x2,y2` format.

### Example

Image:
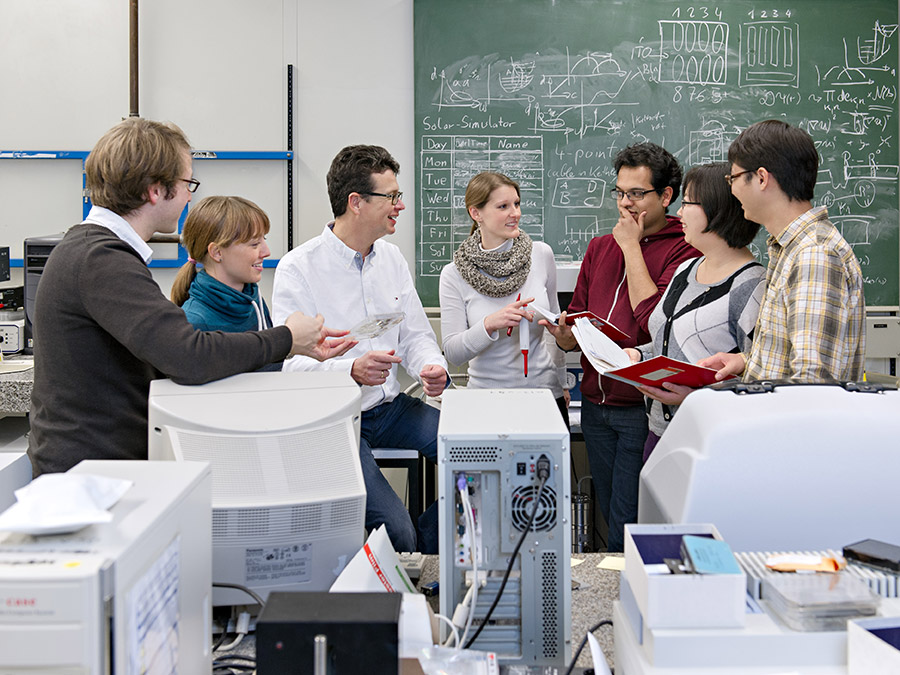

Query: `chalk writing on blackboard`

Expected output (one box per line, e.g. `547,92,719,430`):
415,3,900,306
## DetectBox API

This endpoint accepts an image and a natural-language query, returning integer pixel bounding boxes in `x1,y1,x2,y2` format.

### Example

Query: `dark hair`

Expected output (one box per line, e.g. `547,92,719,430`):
465,172,520,234
614,142,682,205
86,118,191,216
683,163,761,248
326,145,400,217
727,119,818,201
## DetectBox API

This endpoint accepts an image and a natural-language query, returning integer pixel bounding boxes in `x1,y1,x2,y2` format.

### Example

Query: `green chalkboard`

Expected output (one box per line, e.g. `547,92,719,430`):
414,0,900,308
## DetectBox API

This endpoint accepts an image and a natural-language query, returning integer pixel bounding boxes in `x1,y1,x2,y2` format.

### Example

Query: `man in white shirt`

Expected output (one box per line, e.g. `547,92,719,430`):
273,145,448,552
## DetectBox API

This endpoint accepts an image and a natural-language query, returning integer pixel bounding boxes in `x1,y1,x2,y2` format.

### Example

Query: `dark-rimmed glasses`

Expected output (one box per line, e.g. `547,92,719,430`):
611,188,660,201
681,200,702,207
724,169,755,186
181,178,201,193
360,191,403,205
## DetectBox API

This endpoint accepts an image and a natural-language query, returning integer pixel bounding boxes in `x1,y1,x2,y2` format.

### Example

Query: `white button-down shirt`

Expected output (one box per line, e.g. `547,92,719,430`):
272,224,446,411
83,205,154,264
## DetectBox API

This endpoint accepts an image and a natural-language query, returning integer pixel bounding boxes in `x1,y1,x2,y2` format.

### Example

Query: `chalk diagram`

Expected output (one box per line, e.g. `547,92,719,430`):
739,21,800,87
529,51,631,140
658,20,729,85
499,60,536,93
420,16,898,281
858,20,898,65
431,50,632,140
687,118,744,166
822,30,896,87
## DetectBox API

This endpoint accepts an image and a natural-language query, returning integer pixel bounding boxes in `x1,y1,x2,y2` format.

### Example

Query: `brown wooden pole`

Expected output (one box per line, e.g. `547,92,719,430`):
129,0,139,116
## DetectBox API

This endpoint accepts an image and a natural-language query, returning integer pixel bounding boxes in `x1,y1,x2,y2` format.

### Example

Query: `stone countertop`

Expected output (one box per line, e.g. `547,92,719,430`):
418,551,621,671
0,357,33,415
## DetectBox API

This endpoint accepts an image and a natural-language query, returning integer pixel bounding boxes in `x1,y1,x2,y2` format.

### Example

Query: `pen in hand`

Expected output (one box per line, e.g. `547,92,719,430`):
507,293,521,337
519,305,529,377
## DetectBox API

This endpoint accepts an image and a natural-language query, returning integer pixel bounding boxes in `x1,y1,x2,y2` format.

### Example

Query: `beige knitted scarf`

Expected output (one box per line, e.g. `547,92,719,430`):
453,230,533,298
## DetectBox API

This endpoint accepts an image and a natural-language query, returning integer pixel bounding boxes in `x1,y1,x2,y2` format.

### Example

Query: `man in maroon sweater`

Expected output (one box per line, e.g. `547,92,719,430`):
544,143,698,551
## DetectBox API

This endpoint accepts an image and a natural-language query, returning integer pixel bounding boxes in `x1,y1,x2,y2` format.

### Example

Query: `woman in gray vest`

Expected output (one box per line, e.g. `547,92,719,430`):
625,163,765,460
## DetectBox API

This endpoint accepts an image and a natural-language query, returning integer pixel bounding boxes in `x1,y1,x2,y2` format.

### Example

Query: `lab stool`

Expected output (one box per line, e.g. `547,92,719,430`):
372,448,435,526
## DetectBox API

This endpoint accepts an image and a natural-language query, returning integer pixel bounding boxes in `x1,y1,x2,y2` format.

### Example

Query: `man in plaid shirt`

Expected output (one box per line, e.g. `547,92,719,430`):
700,120,865,382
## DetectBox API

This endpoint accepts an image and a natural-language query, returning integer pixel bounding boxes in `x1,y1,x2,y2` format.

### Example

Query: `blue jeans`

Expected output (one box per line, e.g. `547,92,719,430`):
359,393,439,553
580,401,648,552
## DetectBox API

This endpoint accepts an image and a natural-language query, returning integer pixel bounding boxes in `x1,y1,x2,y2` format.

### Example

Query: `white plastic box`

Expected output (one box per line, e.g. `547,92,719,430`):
624,523,746,629
848,616,900,675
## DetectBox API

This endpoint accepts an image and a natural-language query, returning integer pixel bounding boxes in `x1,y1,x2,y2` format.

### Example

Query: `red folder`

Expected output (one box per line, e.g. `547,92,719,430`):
564,312,630,342
603,355,735,389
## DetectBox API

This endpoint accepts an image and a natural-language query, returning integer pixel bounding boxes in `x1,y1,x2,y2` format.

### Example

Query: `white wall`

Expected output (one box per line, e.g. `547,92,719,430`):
0,0,417,299
295,0,416,265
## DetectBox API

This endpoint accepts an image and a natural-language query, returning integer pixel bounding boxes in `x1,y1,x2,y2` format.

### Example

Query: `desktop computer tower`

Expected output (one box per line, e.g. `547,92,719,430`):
23,233,64,354
438,389,571,667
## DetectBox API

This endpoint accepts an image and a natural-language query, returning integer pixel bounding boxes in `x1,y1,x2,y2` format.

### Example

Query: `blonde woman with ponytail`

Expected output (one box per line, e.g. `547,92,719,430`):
173,197,279,368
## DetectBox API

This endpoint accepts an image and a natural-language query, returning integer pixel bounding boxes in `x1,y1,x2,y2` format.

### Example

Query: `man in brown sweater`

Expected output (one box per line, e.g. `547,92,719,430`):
28,118,352,476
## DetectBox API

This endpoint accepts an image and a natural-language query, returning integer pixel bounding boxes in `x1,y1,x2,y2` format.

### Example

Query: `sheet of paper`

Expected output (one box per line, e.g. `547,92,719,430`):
529,303,559,324
598,556,626,571
126,537,181,675
587,632,613,675
398,593,433,659
0,359,34,374
330,525,417,593
0,473,133,535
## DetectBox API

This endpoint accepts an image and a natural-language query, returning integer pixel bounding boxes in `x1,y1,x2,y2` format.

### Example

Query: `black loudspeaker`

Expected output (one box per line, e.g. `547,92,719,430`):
257,592,402,674
23,233,64,354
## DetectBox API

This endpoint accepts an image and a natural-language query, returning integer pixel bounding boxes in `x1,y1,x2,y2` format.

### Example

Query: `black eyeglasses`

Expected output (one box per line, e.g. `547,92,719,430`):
360,191,403,205
181,178,201,193
724,169,755,186
681,200,702,206
611,188,660,202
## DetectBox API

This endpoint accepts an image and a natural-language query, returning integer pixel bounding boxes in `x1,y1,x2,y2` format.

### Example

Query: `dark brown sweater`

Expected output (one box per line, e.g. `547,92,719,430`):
28,224,292,476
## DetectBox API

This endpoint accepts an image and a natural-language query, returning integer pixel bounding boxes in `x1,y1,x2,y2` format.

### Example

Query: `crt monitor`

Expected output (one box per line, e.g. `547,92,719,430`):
148,370,366,605
638,383,900,552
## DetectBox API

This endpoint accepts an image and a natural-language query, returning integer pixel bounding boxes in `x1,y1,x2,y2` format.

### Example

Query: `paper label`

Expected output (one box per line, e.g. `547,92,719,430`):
245,543,312,584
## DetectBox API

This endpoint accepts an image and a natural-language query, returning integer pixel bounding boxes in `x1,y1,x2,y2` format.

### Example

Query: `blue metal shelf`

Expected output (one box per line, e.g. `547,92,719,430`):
2,150,292,268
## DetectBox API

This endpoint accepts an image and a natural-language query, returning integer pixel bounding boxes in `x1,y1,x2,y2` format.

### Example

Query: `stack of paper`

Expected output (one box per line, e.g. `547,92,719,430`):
571,317,632,373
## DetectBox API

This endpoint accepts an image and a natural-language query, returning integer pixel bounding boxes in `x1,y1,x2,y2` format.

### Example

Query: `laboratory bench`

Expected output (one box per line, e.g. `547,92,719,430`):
220,552,620,673
0,355,32,416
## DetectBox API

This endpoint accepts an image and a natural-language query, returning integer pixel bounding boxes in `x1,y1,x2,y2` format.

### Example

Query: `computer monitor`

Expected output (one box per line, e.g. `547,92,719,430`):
148,371,366,605
638,383,900,552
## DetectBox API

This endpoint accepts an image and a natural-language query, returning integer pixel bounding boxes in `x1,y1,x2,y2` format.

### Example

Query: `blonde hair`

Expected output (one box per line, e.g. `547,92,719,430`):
464,172,520,234
171,196,270,306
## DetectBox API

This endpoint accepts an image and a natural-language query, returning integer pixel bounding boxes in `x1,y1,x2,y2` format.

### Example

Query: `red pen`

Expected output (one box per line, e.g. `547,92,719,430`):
507,293,521,337
519,305,530,377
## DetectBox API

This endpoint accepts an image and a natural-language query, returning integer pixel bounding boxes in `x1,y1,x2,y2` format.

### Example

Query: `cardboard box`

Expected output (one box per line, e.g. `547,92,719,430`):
849,616,900,675
624,523,746,628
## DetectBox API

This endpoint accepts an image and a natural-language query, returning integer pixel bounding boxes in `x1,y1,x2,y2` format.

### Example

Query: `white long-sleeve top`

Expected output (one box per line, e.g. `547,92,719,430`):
272,224,447,412
439,240,565,396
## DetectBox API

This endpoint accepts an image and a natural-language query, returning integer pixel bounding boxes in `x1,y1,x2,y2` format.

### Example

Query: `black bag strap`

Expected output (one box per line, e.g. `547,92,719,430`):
650,259,761,422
